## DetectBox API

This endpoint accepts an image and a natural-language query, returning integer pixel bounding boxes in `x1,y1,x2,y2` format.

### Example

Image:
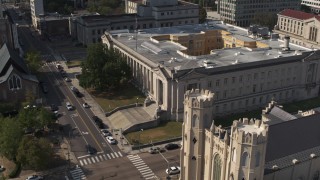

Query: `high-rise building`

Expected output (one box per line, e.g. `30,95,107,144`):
217,0,301,27
30,0,44,28
301,0,320,13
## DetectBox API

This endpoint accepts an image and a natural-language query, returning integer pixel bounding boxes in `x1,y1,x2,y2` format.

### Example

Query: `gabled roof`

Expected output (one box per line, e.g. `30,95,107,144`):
279,9,320,21
0,44,29,76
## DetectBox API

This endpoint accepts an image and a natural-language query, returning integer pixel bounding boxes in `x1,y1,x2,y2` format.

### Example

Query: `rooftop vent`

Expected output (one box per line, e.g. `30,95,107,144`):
294,50,302,55
310,153,317,159
272,165,279,170
232,59,239,65
203,60,216,68
292,159,299,164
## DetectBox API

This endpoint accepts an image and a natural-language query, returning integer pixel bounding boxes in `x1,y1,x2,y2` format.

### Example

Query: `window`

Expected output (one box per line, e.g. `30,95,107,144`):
232,77,236,83
97,29,101,34
232,148,236,162
187,83,197,90
208,81,212,88
241,152,249,166
216,80,220,87
92,30,95,35
255,152,260,167
8,74,22,90
253,85,256,92
224,78,228,85
213,154,222,180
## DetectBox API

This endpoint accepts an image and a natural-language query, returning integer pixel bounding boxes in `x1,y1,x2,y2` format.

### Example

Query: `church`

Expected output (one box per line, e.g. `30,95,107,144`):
180,89,320,180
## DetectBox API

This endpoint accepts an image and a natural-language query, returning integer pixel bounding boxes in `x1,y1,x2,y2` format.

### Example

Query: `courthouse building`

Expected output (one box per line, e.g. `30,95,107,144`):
102,21,320,121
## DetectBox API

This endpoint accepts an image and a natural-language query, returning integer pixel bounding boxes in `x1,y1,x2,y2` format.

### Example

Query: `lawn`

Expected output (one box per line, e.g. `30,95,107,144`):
89,84,146,112
125,121,182,145
66,60,82,67
215,96,320,127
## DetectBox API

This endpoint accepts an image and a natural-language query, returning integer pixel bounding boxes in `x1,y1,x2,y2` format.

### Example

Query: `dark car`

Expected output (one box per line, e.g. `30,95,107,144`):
165,143,180,150
50,104,58,111
85,144,96,155
92,116,104,128
149,147,166,154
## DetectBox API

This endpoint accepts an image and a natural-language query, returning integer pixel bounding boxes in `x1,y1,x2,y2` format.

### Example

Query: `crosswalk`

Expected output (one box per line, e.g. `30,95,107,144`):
127,155,157,180
78,151,123,166
70,166,86,180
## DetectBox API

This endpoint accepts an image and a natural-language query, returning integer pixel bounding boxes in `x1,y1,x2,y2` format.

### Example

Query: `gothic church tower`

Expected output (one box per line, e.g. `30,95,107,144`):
180,89,214,180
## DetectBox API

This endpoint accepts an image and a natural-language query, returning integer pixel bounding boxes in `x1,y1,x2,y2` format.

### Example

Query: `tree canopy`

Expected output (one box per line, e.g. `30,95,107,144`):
80,43,131,91
252,12,277,30
25,51,41,74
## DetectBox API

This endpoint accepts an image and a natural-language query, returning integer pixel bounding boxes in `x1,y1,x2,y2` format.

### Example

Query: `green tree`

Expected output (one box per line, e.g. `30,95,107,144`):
16,136,53,170
17,107,55,130
80,43,131,90
252,12,277,30
0,117,23,160
25,51,41,74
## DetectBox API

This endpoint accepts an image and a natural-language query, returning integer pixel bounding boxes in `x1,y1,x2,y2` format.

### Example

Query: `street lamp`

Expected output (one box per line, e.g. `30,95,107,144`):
136,97,139,106
138,129,143,151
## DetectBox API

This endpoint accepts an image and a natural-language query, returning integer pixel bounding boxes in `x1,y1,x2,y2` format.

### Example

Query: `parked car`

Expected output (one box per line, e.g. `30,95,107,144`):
56,63,62,70
166,166,180,175
82,102,89,108
66,102,73,110
106,136,116,144
85,144,96,155
165,143,180,150
26,175,43,180
70,86,79,92
0,165,5,172
101,129,111,136
64,77,71,82
92,116,104,128
50,104,58,111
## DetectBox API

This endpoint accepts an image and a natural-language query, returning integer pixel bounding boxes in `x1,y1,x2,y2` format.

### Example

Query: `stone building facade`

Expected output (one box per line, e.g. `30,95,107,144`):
102,22,320,121
180,89,320,180
274,9,320,49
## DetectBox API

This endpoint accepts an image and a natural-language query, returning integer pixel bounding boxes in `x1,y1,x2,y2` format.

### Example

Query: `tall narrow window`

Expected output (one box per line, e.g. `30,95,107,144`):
213,154,222,180
8,74,22,90
255,152,260,167
241,152,249,166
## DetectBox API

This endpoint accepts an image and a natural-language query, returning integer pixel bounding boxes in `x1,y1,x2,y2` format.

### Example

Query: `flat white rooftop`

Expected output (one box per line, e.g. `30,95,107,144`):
108,21,312,71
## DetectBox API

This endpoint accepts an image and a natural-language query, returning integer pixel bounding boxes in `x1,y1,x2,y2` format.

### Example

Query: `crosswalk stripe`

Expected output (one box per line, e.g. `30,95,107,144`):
91,157,96,163
83,159,88,165
107,154,111,159
136,165,148,169
110,153,115,158
99,155,104,161
80,160,84,166
131,159,143,164
95,156,100,162
128,155,140,161
118,151,123,157
87,158,92,164
142,171,154,176
103,154,107,160
114,152,119,158
139,168,151,173
145,177,156,180
133,161,145,166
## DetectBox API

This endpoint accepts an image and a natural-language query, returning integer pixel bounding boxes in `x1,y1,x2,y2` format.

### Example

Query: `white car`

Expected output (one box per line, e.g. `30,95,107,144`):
101,129,111,136
166,166,181,175
66,102,73,110
26,175,44,180
106,136,116,144
65,77,71,82
82,102,90,108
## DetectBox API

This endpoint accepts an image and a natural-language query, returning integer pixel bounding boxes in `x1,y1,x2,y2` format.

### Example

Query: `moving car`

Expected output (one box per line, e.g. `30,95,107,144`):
82,102,89,108
106,136,116,144
70,86,82,97
26,175,44,180
165,143,180,150
85,144,97,155
166,166,180,175
50,104,58,111
101,129,111,136
66,102,73,110
148,147,165,154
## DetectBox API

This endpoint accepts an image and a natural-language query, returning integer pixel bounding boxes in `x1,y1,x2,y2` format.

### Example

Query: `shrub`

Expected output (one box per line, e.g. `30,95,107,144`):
8,163,21,178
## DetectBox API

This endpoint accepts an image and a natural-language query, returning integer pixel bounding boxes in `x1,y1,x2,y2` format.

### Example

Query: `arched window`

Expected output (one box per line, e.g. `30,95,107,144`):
245,133,251,143
192,114,198,127
213,154,221,180
232,148,236,162
241,152,249,166
255,152,260,167
204,114,209,127
8,74,22,90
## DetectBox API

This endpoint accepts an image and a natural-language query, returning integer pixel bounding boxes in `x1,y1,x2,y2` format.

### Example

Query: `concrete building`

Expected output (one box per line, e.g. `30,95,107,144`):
30,0,44,28
70,0,199,45
180,89,320,180
102,22,320,121
216,0,301,27
274,9,320,49
301,0,320,13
